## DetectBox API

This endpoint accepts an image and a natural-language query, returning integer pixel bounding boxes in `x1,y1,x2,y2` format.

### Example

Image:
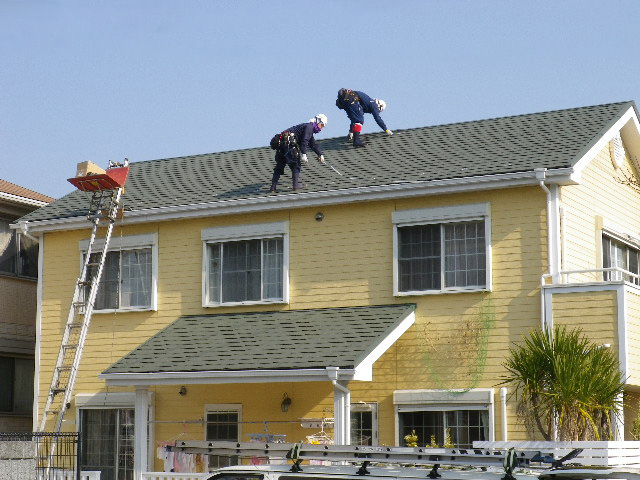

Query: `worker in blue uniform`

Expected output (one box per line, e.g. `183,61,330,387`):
269,114,327,193
336,89,393,147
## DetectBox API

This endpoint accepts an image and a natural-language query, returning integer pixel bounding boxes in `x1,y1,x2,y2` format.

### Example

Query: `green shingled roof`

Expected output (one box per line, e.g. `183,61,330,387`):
103,304,416,374
20,101,634,223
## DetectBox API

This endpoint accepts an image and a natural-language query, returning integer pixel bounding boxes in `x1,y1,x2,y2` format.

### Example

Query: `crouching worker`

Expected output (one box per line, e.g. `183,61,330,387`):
269,114,327,193
335,89,392,147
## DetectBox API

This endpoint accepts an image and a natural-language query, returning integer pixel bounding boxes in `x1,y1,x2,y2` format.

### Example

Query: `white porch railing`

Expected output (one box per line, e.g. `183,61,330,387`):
141,473,210,480
542,267,640,286
475,441,640,467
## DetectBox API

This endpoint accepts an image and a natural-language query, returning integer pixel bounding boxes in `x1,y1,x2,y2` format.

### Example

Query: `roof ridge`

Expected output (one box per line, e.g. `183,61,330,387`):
128,101,635,165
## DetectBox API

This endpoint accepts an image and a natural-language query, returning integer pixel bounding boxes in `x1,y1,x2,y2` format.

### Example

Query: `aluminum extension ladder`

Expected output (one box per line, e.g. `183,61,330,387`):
38,159,130,435
170,441,553,479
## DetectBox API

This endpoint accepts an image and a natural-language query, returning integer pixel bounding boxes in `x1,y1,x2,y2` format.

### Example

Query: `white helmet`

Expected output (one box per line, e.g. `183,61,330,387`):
314,113,328,125
375,99,386,112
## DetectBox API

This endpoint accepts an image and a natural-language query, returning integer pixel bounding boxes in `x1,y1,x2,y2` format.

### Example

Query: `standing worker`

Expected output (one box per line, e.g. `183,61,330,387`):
336,89,393,147
269,114,327,193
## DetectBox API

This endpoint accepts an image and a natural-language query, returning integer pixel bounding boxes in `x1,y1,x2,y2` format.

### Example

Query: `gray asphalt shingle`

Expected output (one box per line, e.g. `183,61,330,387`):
20,101,633,223
103,304,416,374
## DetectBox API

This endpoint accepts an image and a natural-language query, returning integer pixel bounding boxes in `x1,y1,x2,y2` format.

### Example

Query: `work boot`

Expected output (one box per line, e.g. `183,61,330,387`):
292,171,305,190
352,131,365,147
269,173,280,193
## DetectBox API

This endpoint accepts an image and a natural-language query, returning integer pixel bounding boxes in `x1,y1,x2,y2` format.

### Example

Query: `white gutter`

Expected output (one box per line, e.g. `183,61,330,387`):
0,191,50,208
17,168,577,234
99,367,358,386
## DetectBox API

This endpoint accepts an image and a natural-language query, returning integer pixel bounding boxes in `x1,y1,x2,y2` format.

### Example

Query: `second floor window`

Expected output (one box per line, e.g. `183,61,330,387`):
80,233,157,312
603,235,640,285
86,248,153,311
206,238,283,304
393,204,490,295
397,221,486,293
0,220,38,279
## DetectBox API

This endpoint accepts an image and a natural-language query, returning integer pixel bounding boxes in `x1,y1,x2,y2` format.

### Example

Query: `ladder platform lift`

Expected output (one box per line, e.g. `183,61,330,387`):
67,162,129,191
169,441,640,480
39,159,130,437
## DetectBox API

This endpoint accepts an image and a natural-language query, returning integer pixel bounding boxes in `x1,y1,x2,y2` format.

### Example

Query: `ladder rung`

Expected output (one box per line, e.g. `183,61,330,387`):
56,365,71,372
51,388,66,396
67,322,83,329
45,409,59,416
77,280,92,286
62,344,78,350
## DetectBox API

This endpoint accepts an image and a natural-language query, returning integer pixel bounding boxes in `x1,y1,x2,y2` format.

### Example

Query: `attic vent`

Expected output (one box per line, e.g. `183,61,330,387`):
610,132,626,169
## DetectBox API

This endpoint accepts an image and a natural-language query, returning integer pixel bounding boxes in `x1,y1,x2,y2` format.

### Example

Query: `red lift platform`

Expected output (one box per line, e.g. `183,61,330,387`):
68,166,129,192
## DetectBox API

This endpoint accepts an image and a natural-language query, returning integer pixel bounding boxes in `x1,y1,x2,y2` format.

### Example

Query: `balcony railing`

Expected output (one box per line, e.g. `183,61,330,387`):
542,267,640,286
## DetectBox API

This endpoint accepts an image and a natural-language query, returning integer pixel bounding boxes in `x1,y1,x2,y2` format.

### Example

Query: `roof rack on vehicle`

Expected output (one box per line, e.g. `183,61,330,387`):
170,441,553,480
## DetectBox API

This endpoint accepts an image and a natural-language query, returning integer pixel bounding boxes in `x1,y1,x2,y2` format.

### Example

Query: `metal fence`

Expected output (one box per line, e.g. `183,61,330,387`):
0,432,79,480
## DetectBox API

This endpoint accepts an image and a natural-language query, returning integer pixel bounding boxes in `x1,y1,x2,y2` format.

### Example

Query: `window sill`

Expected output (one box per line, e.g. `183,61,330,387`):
395,287,489,296
204,299,288,308
93,306,155,314
0,272,37,282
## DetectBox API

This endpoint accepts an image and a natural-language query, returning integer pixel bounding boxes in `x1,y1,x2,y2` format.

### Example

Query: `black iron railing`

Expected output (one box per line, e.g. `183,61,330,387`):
0,432,79,480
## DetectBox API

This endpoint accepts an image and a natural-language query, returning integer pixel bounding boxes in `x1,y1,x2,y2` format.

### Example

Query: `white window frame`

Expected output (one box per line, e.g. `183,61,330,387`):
351,402,378,446
79,233,158,313
201,222,289,307
392,203,492,296
75,391,155,475
602,228,640,285
393,388,495,446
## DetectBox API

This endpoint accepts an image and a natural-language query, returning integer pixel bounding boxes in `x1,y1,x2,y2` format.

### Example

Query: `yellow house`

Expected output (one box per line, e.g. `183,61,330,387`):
16,101,640,479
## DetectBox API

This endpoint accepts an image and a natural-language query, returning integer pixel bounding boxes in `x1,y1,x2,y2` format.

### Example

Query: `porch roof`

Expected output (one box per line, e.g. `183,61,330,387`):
99,304,416,386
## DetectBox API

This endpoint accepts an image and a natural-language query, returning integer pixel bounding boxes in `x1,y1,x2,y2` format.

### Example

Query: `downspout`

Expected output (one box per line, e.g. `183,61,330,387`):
535,168,559,331
500,387,508,441
327,367,351,445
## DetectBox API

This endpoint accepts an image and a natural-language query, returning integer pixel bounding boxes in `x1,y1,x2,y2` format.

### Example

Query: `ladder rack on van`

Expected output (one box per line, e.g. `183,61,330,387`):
170,441,553,480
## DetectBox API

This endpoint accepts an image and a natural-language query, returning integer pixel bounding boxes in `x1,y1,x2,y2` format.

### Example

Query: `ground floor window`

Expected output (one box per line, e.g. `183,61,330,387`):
79,408,135,480
398,409,488,448
351,403,377,445
206,406,241,469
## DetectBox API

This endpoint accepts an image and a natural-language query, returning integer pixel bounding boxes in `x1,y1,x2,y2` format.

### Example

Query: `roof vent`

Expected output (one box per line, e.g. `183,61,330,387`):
610,132,626,169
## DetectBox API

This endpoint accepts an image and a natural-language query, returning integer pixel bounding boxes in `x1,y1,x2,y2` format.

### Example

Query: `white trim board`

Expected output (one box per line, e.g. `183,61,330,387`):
18,168,578,234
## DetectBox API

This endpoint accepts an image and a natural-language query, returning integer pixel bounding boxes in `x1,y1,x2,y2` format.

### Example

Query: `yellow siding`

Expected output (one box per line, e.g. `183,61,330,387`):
560,143,640,277
625,390,640,441
627,288,640,385
38,185,549,445
551,290,618,346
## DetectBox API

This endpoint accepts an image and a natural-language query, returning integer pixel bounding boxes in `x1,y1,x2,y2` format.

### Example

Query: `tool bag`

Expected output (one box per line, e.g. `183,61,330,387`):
270,131,297,150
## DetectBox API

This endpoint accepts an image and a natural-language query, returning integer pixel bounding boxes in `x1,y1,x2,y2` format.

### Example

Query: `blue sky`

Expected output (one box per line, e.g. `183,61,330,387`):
2,0,640,199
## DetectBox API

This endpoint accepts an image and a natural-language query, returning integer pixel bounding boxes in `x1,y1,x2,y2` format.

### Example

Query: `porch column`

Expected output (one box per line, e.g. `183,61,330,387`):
327,367,351,445
134,386,149,480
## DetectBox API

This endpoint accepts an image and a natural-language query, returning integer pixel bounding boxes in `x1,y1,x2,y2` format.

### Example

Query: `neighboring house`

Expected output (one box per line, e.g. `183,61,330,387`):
16,101,640,479
0,180,53,432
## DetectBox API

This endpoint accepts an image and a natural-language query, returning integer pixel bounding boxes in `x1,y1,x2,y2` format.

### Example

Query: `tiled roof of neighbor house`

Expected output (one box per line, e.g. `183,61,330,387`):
0,179,54,204
19,101,634,223
103,304,415,374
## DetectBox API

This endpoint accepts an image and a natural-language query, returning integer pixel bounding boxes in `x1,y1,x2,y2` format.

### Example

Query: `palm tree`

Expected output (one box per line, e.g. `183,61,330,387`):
501,325,625,441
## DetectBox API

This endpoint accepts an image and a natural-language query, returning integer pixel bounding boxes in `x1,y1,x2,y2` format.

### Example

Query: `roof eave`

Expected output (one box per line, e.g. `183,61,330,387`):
17,168,577,234
99,367,358,386
0,191,50,209
571,103,640,180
